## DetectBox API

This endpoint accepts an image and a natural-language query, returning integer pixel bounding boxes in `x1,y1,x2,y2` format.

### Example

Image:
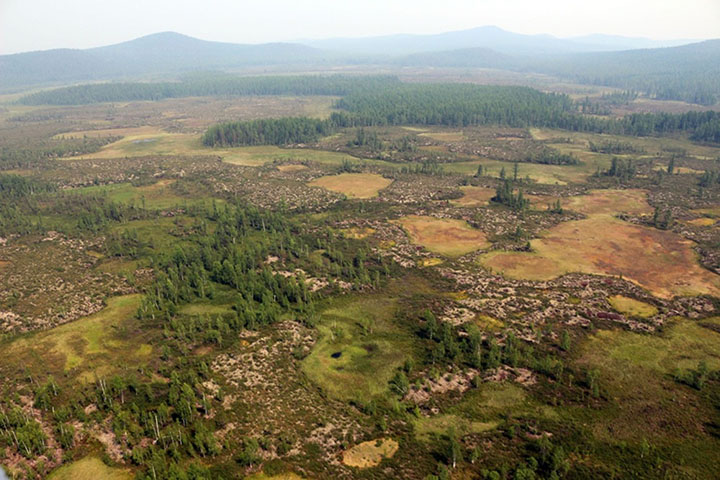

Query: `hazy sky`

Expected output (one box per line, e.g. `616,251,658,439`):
1,0,719,54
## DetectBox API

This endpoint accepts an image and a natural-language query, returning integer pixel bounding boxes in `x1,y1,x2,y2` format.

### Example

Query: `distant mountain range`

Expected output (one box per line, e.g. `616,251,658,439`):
0,27,717,104
302,26,696,56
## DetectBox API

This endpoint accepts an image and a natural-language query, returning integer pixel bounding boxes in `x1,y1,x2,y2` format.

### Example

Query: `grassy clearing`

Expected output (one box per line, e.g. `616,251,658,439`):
276,164,309,172
564,189,652,216
452,383,557,424
481,216,720,298
443,158,607,185
340,226,376,239
413,414,498,440
341,438,399,468
575,319,720,447
5,295,151,382
308,173,393,198
687,217,717,227
47,457,132,480
608,295,658,318
73,179,199,210
178,303,233,315
246,473,306,480
530,128,720,160
583,319,720,375
452,186,496,207
419,131,465,142
481,190,718,298
64,127,396,169
302,296,415,403
396,215,489,257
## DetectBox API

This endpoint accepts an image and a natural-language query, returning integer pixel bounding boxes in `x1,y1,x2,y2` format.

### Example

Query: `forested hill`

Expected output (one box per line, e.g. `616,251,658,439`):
0,32,330,92
532,40,720,106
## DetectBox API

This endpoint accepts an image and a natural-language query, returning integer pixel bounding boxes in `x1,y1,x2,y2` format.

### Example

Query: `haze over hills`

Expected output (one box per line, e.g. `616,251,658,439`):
1,26,718,105
0,32,330,91
302,25,696,56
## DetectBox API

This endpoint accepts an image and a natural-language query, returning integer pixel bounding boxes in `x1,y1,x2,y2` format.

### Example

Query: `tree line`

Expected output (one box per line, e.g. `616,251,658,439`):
18,75,401,106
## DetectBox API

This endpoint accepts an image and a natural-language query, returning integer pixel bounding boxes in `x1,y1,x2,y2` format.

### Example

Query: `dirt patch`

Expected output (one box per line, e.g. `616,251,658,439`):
308,173,393,199
396,215,489,257
341,438,399,468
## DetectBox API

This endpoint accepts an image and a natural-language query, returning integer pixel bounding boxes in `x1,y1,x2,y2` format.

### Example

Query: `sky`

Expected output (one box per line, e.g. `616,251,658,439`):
1,0,719,54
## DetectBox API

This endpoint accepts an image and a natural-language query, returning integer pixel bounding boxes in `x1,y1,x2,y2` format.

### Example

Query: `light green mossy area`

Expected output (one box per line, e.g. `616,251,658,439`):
302,296,416,402
48,456,132,480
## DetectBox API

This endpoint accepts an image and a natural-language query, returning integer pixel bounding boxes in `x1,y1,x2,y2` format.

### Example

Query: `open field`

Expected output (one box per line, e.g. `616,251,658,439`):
608,295,658,318
74,179,193,209
443,158,607,185
413,414,498,440
4,295,151,382
452,186,496,207
530,127,720,161
481,189,718,298
64,126,401,169
302,296,415,402
563,189,652,216
307,173,393,198
481,215,720,298
397,215,489,257
48,457,132,480
574,319,720,457
341,438,399,468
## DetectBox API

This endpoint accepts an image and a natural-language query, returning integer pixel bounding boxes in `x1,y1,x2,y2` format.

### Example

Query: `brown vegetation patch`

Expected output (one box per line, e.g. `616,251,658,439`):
452,186,495,207
564,189,652,216
276,164,309,172
481,216,720,298
308,173,392,199
397,215,489,257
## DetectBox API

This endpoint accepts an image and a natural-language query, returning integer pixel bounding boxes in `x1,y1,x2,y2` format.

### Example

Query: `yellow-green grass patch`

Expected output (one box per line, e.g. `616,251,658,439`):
692,207,720,218
340,226,376,239
608,295,658,318
179,303,233,315
246,473,306,480
575,319,720,443
452,186,496,207
396,215,489,257
48,457,132,480
453,382,558,423
276,164,309,172
53,126,160,140
419,131,465,142
687,217,717,227
413,414,498,440
443,158,609,185
5,295,151,381
481,216,720,298
64,128,396,169
73,179,198,210
418,257,444,267
342,438,399,468
308,173,393,198
302,296,415,402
